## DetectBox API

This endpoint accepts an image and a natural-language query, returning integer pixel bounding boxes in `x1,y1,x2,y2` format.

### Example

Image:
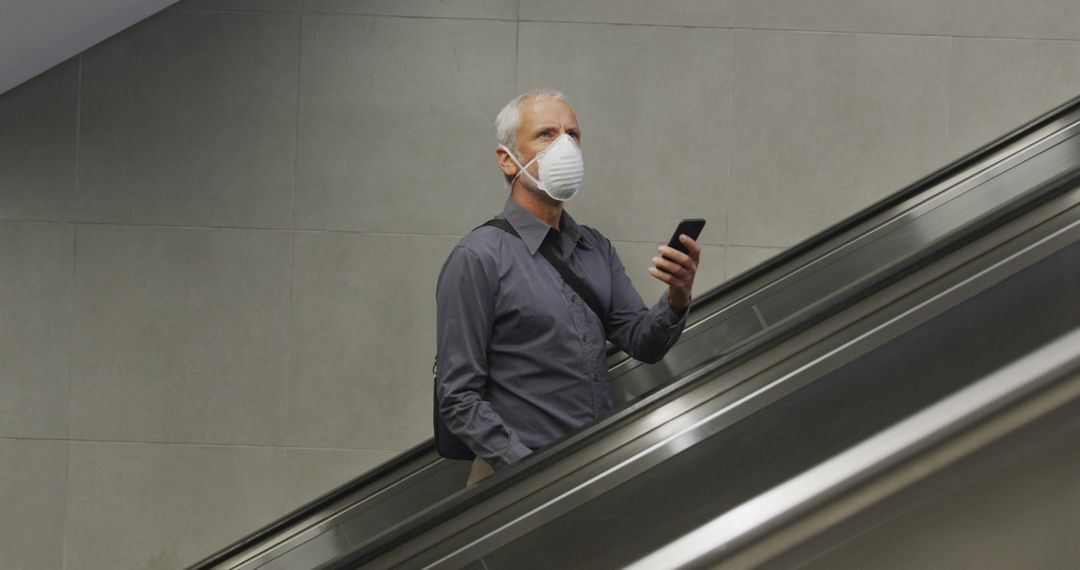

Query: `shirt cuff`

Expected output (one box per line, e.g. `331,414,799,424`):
494,441,533,470
658,292,690,329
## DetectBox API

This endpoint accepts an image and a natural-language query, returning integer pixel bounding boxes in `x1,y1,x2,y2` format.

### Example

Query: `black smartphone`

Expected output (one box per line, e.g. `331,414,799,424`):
665,218,706,255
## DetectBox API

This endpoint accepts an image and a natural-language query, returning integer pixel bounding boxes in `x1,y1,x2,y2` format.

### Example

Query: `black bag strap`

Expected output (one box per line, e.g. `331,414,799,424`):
480,218,607,325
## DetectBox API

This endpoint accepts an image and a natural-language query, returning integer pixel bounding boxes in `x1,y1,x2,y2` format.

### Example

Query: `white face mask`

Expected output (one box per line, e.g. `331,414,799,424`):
501,133,584,202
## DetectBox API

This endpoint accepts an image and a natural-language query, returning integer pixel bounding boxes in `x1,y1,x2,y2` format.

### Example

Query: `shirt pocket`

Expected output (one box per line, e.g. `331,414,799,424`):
494,265,567,344
498,286,559,339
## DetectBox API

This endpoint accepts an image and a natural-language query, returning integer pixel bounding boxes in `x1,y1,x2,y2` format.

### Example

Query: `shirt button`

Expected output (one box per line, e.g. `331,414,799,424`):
582,333,589,341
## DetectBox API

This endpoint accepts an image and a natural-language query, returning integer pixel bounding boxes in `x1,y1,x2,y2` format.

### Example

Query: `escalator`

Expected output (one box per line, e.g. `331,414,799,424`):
193,95,1080,569
368,201,1080,569
630,325,1080,569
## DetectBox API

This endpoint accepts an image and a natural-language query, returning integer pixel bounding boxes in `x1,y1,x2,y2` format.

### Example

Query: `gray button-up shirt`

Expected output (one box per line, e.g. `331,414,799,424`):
436,197,688,469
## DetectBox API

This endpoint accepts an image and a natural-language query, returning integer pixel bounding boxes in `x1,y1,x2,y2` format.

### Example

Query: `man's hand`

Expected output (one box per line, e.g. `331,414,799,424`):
648,235,701,317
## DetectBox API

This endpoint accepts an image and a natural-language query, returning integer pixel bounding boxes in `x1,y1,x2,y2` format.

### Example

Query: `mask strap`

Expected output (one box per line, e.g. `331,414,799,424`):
500,145,541,188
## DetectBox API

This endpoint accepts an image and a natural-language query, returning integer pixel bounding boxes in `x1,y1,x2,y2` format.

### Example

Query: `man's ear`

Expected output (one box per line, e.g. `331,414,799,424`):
496,147,519,178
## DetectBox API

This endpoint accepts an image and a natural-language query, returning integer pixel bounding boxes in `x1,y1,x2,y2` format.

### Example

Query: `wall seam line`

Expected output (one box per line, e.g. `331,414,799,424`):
0,218,467,237
725,28,737,266
61,53,83,570
944,33,954,160
60,438,73,570
73,54,82,225
282,3,303,523
166,7,297,14
0,434,406,453
282,230,296,512
0,218,766,245
514,16,520,92
60,227,77,569
153,8,1080,42
292,11,302,229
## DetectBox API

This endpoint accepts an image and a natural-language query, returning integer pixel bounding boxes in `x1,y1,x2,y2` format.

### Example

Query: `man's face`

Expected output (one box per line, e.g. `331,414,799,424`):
516,98,581,163
499,98,581,189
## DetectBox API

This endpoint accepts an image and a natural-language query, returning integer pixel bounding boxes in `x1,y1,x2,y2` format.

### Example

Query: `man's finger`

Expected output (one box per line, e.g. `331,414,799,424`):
648,266,674,284
650,267,696,291
649,267,693,288
658,245,691,266
656,251,698,277
679,235,702,262
651,256,686,278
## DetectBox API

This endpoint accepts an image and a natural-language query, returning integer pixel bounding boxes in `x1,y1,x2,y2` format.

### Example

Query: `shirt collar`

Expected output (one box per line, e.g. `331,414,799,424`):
500,195,587,256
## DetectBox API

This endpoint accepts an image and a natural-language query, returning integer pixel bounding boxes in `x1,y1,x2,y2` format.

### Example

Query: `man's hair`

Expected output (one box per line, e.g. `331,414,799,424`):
495,88,568,157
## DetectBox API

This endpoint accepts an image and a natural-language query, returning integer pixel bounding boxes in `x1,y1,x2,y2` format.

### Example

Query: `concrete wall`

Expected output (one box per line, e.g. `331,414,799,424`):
2,1,1080,567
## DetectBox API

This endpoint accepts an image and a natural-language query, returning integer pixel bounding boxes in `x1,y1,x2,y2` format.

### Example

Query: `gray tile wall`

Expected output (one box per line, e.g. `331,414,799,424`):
287,231,456,450
730,30,951,247
294,15,516,232
69,225,292,445
0,222,73,438
517,22,734,244
76,9,299,228
64,441,284,569
2,1,1079,567
0,59,78,222
733,0,953,35
0,439,68,570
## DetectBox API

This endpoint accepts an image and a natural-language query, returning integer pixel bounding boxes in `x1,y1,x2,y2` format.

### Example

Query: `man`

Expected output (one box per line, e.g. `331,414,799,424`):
436,89,701,486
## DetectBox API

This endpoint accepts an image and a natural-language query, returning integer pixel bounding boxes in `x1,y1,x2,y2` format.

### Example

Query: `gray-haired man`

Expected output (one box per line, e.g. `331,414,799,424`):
436,89,702,486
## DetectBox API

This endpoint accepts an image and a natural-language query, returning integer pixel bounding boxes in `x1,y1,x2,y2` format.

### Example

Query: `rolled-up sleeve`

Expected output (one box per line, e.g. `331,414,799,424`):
436,245,532,469
603,241,689,364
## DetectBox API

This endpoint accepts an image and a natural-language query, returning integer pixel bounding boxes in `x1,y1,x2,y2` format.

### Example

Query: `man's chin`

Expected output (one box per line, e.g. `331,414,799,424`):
528,185,567,205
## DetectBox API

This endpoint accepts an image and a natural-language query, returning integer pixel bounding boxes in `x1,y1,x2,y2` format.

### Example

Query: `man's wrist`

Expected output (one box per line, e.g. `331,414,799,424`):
669,293,689,317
